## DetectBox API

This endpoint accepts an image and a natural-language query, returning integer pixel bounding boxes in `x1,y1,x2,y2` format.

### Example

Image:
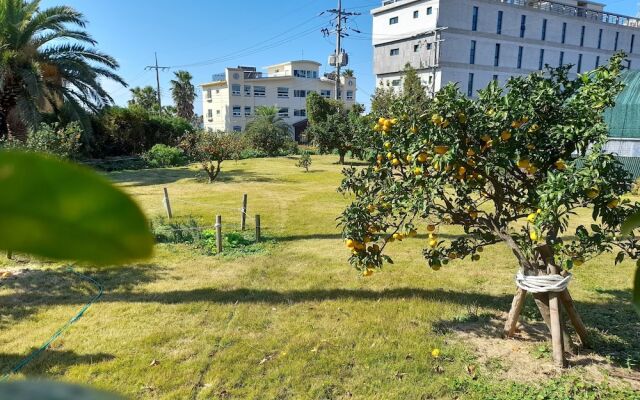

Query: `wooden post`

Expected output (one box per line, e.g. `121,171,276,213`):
163,187,173,219
255,215,261,242
559,289,589,347
537,245,566,367
240,194,248,231
215,215,222,254
504,287,527,337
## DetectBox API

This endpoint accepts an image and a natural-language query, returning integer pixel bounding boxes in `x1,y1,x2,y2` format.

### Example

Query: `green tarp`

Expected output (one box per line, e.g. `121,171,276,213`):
604,70,640,139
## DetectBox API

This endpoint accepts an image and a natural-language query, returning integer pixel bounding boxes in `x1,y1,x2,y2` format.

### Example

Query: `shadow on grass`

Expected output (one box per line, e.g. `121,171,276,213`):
274,232,467,242
110,166,280,187
0,349,114,377
0,264,164,327
1,276,637,369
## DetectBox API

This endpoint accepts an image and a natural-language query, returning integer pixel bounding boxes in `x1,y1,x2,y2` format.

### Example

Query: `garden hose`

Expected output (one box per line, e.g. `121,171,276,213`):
0,266,103,381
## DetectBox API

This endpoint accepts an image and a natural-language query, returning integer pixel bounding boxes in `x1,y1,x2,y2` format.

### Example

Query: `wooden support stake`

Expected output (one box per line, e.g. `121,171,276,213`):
560,289,589,348
163,187,173,219
255,215,261,242
241,193,248,231
504,287,527,337
548,289,566,367
215,215,222,254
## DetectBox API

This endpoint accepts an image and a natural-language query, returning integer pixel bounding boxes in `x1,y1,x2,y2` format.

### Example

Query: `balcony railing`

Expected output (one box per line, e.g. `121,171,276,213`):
379,0,640,29
504,0,640,28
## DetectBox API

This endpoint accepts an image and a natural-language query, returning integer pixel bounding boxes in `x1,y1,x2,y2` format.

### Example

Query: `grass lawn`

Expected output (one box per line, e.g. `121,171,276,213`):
0,155,639,399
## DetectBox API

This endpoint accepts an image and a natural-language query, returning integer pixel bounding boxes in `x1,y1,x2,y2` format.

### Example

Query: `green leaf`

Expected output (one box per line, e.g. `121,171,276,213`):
0,151,153,265
621,210,640,236
614,251,625,265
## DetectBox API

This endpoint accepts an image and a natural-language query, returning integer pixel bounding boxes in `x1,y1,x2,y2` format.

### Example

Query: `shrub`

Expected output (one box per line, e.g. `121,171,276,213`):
631,177,640,195
296,151,312,172
22,122,82,158
143,144,186,168
91,106,194,157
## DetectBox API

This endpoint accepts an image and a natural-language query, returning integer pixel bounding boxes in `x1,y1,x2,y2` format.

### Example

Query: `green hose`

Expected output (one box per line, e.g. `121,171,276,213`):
0,266,103,381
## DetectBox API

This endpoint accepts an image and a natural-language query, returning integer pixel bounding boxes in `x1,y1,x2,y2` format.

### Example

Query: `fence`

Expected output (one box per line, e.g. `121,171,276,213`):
615,156,640,180
161,188,262,253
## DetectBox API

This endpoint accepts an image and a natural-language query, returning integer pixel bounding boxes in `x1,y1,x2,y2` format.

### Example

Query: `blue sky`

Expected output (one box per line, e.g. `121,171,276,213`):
41,0,637,112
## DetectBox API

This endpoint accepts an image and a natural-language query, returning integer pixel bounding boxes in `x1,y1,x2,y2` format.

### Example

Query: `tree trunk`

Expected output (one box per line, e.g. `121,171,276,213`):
338,151,346,165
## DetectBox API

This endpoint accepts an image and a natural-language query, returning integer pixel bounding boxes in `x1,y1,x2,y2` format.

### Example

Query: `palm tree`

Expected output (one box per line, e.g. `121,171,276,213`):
0,0,125,139
128,86,159,110
342,69,355,78
245,106,291,156
170,70,195,122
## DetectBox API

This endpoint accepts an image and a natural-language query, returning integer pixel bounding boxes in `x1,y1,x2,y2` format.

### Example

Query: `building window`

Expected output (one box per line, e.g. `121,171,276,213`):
320,89,331,98
595,55,600,68
631,34,636,53
472,6,478,31
561,22,567,44
469,40,476,64
254,86,266,97
541,19,547,40
413,10,419,18
244,85,251,96
294,109,306,117
467,73,474,97
277,87,289,98
206,109,213,120
580,26,585,47
427,7,432,15
559,51,564,67
614,31,619,51
428,75,433,84
520,15,526,38
538,49,545,70
244,106,251,117
294,90,307,98
216,110,220,115
517,46,523,69
391,79,401,87
390,48,400,56
232,106,241,117
494,43,500,67
598,28,603,49
414,44,419,52
628,60,632,69
346,90,354,100
426,43,432,50
278,107,289,117
389,16,398,25
231,84,241,96
293,70,318,78
205,89,212,101
492,74,498,82
577,54,582,73
233,126,241,132
497,11,503,34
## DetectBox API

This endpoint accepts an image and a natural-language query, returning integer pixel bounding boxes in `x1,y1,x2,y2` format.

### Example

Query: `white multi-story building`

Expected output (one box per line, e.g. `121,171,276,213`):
200,60,356,140
371,0,640,96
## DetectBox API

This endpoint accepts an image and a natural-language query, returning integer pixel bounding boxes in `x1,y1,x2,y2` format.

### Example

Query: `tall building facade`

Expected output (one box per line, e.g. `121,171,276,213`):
372,0,640,96
200,60,356,139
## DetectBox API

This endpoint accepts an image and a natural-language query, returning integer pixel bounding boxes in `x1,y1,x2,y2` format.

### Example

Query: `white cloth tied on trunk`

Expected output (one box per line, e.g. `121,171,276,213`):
515,273,572,293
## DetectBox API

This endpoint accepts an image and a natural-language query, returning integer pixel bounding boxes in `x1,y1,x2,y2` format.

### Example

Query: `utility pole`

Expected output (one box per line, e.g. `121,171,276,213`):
323,1,360,101
334,0,342,100
145,52,169,108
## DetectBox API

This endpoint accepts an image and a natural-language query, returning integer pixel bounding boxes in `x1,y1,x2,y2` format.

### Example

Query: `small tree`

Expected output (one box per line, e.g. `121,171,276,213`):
245,106,292,156
402,64,429,110
181,131,245,183
296,150,312,172
340,54,640,364
306,93,366,164
370,84,398,117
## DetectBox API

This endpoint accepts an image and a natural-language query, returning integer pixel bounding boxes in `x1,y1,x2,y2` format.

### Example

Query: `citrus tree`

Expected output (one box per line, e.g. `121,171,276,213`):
340,53,640,286
181,130,246,183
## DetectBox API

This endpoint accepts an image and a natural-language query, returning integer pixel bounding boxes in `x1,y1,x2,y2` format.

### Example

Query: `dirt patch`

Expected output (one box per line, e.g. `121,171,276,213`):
445,313,640,390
